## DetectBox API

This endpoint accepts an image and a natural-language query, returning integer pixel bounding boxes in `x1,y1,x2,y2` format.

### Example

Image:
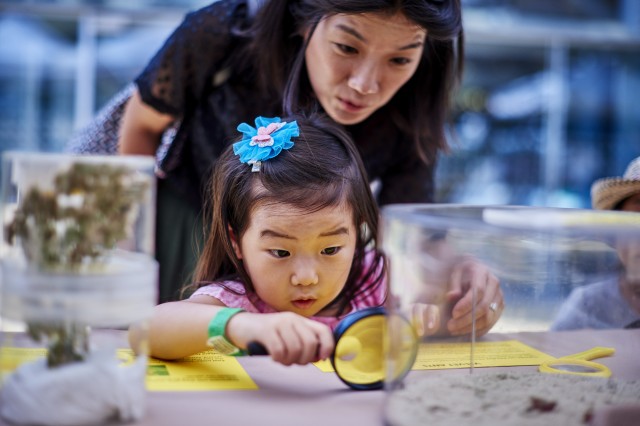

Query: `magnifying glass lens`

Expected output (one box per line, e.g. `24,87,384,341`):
335,336,362,361
333,315,386,386
387,314,418,384
331,307,418,390
539,358,611,378
551,364,601,373
544,360,603,374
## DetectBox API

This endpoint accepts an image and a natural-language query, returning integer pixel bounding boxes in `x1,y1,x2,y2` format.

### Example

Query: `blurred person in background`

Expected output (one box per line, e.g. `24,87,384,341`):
552,156,640,330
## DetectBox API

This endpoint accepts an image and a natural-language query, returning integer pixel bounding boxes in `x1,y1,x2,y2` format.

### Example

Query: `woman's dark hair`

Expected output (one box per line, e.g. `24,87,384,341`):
244,0,463,163
189,112,385,315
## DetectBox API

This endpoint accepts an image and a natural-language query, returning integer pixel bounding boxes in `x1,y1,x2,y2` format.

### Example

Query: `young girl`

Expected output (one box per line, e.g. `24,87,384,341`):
133,113,503,365
133,113,389,365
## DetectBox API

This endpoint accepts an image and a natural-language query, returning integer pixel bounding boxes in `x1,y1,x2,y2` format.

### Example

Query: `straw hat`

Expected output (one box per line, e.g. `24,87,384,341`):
591,156,640,210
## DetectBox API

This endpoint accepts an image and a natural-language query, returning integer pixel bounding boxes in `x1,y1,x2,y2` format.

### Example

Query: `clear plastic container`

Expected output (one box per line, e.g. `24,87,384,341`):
382,204,640,425
0,152,158,425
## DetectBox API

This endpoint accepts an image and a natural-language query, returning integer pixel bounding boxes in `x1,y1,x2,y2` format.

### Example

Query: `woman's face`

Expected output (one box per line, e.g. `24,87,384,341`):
304,12,426,125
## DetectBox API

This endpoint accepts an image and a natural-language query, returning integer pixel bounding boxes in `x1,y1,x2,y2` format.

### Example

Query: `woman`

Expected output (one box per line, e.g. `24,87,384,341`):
73,1,501,334
121,0,461,204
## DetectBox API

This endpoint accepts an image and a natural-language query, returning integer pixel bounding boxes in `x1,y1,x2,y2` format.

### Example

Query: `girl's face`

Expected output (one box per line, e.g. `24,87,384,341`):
304,12,426,125
232,200,357,317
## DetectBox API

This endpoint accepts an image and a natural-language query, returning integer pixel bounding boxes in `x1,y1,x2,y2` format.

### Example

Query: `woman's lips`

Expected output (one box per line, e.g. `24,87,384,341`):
338,97,366,113
292,299,316,310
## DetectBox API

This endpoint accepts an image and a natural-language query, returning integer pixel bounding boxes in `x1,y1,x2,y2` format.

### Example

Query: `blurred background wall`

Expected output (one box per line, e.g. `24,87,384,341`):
0,0,639,208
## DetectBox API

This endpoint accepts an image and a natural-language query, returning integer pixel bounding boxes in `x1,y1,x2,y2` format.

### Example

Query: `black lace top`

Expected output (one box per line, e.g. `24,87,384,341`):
135,0,436,209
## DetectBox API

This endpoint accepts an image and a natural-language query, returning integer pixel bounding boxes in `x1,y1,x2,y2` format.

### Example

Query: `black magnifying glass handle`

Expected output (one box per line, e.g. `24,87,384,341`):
247,341,268,356
246,341,322,359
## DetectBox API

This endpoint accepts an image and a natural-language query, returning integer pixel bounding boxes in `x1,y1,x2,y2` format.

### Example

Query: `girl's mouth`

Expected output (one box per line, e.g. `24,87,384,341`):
292,299,316,310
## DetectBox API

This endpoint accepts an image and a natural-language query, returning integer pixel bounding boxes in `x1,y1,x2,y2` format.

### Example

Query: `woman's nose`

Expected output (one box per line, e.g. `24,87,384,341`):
291,259,319,286
348,61,380,95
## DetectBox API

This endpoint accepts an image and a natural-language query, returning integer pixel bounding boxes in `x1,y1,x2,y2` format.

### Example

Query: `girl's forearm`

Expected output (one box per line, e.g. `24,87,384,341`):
132,301,227,360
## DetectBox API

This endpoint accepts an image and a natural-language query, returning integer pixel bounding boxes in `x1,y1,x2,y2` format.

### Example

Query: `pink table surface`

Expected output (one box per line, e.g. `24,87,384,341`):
1,329,638,426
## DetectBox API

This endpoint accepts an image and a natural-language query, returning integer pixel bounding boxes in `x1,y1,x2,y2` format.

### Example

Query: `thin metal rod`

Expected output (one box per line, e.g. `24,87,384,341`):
470,286,476,374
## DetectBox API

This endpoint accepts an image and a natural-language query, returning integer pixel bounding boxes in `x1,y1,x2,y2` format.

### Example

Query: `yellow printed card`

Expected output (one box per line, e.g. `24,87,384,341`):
0,346,47,372
1,347,257,392
143,350,258,391
413,340,555,370
314,340,555,372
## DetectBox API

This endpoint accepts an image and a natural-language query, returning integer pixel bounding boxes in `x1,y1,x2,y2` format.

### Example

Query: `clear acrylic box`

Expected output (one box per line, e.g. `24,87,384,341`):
382,204,640,425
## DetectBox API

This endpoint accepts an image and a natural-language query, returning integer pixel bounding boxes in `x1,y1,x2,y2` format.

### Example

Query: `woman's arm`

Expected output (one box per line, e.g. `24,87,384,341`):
122,2,244,157
118,88,174,156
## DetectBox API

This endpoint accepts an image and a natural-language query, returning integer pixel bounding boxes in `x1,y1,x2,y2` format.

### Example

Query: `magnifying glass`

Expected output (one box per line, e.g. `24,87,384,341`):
538,346,615,378
247,307,418,390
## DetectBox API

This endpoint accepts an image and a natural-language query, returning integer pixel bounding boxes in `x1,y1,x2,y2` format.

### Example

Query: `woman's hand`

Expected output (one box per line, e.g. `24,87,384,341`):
410,303,441,337
444,256,503,337
228,311,334,366
406,235,504,338
406,253,504,338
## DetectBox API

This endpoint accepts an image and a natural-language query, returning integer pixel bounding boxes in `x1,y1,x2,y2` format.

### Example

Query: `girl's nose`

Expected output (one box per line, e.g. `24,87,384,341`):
348,61,380,95
291,259,319,286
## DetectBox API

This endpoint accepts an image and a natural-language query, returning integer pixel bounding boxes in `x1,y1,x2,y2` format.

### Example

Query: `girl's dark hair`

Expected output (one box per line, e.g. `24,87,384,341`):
189,112,385,315
244,0,463,163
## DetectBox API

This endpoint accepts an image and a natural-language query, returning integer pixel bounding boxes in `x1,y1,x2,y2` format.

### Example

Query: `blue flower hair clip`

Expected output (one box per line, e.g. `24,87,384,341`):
233,116,299,172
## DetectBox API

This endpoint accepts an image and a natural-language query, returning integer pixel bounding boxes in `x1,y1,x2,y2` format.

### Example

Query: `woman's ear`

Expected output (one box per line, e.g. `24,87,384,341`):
228,225,243,259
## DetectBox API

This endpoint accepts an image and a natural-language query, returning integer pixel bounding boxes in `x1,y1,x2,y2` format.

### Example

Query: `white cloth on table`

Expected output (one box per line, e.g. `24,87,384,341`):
1,352,147,426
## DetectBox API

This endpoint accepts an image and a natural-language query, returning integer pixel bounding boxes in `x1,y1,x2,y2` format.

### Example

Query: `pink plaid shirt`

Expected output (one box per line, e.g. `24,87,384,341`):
191,252,386,330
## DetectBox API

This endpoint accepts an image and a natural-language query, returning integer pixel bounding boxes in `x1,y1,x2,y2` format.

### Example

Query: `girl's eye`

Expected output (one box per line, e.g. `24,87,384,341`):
270,249,290,258
321,246,341,256
334,43,357,55
391,57,412,66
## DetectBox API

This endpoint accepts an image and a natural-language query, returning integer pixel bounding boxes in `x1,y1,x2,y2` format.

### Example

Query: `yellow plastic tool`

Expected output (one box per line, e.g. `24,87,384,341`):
538,346,615,378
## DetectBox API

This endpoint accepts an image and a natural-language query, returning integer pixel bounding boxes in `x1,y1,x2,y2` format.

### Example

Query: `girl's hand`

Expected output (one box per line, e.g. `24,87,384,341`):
444,257,503,337
228,312,334,366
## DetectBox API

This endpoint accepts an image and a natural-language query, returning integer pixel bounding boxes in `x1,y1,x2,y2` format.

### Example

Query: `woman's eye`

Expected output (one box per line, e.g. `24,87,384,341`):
270,249,290,258
322,246,341,256
334,43,357,54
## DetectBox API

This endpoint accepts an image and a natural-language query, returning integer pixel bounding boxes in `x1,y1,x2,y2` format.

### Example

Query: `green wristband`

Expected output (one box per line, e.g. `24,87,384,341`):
206,307,246,356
